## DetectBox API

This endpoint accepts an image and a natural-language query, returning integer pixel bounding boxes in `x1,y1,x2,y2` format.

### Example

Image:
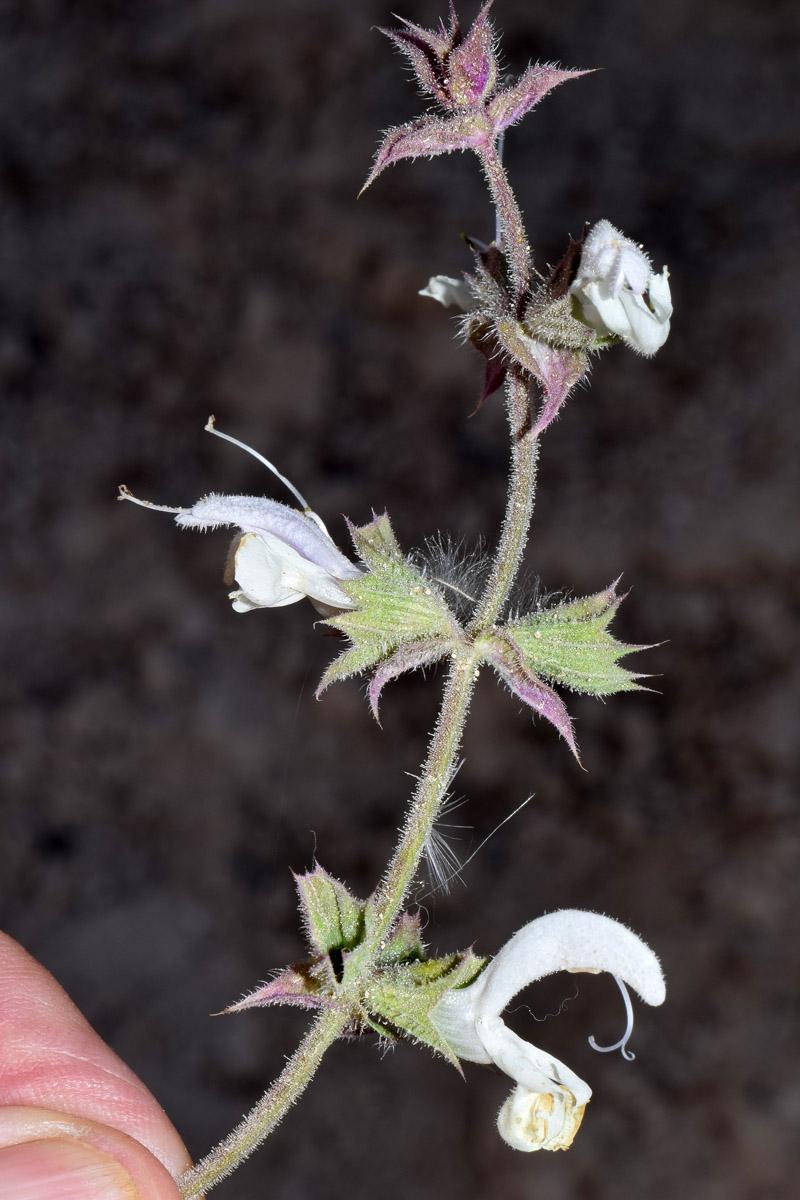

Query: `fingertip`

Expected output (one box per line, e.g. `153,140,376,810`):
0,1109,187,1200
0,1137,142,1199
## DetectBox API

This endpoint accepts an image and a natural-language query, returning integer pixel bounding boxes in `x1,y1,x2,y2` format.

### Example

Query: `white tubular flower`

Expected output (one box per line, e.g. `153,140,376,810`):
570,219,672,356
430,909,665,1152
418,274,473,310
119,419,362,614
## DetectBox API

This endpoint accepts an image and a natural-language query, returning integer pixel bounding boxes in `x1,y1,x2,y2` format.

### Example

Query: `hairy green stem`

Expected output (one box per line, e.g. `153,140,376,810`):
470,371,540,631
178,1006,349,1199
479,139,531,303
366,381,540,941
366,645,480,948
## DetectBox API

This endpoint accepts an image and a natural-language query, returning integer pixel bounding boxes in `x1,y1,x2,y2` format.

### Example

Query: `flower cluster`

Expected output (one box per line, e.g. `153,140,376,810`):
363,2,586,192
420,216,672,426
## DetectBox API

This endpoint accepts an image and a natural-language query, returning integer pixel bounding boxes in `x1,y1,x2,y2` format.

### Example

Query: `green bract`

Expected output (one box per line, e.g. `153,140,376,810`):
317,512,464,716
367,949,487,1067
505,581,648,696
296,865,366,957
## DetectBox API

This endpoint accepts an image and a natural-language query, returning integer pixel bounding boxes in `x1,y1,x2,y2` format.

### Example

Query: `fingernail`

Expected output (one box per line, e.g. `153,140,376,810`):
0,1137,140,1199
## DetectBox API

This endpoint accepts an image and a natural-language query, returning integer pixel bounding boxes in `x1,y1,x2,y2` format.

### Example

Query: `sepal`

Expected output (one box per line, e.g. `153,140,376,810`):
347,510,402,565
362,112,491,192
317,513,464,705
367,640,449,723
446,3,498,107
487,64,591,132
507,582,649,696
379,15,455,107
295,864,366,957
480,633,580,761
494,317,587,437
366,949,487,1068
379,912,426,966
223,963,332,1014
462,249,592,429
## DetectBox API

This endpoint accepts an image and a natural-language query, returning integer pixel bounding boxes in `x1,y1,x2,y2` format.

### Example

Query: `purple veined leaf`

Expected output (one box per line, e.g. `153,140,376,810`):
528,344,588,437
488,64,592,134
368,640,451,724
222,967,329,1014
362,112,491,192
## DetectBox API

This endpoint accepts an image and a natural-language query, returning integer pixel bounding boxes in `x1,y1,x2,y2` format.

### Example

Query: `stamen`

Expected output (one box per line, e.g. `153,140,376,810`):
588,975,636,1061
117,485,187,514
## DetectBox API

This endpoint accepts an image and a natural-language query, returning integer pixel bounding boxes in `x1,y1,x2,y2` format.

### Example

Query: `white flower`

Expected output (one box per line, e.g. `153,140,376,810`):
570,219,672,356
419,274,473,310
430,909,665,1152
119,420,362,613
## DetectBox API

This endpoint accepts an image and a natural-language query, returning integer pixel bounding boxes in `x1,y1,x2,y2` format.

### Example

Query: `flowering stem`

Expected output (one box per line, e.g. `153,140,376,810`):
478,139,531,303
178,1006,349,1199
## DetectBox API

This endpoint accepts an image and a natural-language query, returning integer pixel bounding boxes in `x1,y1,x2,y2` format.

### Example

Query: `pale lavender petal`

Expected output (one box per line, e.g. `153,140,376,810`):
175,493,360,580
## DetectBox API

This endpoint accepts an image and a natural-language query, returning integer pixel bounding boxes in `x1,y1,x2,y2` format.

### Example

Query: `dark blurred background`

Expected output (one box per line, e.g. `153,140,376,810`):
1,0,798,1196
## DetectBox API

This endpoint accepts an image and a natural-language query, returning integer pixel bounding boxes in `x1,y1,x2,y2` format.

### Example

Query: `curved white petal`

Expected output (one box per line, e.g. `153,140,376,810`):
578,280,631,338
479,910,666,1016
620,288,671,356
477,1017,592,1106
230,533,305,608
230,532,356,612
431,909,664,1059
648,266,673,322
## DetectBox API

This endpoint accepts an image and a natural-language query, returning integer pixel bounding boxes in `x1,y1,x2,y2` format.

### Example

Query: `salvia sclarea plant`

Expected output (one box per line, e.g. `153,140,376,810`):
120,3,672,1195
